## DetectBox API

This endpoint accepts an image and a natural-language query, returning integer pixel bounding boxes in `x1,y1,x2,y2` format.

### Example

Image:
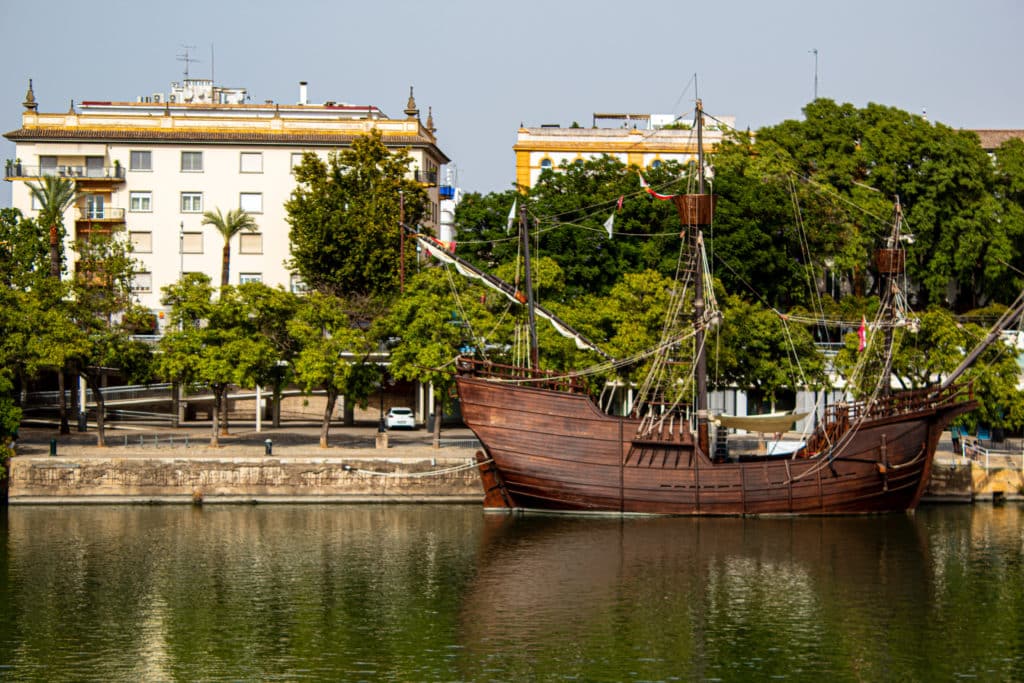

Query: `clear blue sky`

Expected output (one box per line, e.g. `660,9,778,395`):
1,0,1020,206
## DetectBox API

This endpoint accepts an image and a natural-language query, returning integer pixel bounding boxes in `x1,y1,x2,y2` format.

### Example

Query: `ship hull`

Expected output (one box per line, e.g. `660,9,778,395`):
458,375,974,515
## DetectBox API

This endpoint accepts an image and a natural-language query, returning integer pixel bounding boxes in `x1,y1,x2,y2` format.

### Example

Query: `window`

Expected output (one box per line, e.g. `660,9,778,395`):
291,152,306,168
239,192,263,213
129,191,152,212
31,194,43,210
85,157,104,178
239,233,263,254
240,152,263,173
130,151,152,171
651,159,663,169
540,158,552,170
132,272,153,293
181,232,203,253
290,274,308,293
180,151,203,172
180,192,203,213
239,273,263,284
129,231,152,253
39,156,57,175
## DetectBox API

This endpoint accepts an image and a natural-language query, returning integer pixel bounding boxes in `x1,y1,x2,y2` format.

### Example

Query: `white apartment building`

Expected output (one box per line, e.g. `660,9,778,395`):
514,111,736,189
4,79,449,327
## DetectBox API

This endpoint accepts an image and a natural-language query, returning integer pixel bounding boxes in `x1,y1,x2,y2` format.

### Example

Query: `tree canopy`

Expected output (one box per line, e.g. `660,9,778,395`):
286,130,428,299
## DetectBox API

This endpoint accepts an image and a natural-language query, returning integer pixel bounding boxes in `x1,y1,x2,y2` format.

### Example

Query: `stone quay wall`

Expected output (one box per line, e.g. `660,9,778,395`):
8,451,484,504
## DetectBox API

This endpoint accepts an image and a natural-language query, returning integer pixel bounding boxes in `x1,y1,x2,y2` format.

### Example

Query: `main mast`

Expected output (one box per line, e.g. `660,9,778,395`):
671,99,715,456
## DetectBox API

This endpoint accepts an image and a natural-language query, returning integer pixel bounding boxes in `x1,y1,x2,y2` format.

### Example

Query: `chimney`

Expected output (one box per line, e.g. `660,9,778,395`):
299,81,308,106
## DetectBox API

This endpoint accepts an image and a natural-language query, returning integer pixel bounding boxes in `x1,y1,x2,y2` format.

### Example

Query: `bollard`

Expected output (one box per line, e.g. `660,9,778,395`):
264,439,273,456
49,438,57,457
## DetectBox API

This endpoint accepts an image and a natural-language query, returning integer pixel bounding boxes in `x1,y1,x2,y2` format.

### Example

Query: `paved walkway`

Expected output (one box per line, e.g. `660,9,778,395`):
13,419,480,460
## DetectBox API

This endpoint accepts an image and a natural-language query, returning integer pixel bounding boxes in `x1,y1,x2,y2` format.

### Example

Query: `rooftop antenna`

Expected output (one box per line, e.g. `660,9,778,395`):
810,48,819,100
177,44,200,80
210,43,215,86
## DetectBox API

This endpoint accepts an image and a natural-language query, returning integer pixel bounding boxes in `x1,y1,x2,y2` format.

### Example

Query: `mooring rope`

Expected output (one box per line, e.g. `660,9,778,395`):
341,458,489,478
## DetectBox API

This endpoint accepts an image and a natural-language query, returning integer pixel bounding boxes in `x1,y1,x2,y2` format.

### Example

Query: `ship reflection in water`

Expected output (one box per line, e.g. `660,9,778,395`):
462,509,1022,681
0,505,1021,680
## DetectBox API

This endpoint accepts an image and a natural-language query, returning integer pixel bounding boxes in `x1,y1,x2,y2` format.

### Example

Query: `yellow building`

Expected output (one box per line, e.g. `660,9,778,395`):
514,111,735,190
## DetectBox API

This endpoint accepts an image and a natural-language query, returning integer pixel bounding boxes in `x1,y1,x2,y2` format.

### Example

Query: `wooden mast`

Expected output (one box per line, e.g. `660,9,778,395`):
668,99,716,456
520,202,540,371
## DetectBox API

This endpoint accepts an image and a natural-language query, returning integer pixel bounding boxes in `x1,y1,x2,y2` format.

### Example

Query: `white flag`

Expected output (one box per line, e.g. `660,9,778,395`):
604,212,615,238
506,198,517,233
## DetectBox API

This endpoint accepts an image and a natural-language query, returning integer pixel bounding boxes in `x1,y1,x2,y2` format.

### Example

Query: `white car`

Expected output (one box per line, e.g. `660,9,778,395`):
385,407,416,430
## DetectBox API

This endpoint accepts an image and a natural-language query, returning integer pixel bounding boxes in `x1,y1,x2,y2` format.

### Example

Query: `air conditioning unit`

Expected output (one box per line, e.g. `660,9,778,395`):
168,95,176,103
152,93,162,103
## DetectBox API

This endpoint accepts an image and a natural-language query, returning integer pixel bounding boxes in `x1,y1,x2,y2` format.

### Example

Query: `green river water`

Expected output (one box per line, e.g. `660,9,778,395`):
0,504,1021,681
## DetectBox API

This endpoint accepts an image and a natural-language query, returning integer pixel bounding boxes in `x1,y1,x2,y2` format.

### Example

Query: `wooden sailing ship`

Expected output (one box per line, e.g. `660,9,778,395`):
428,101,1019,516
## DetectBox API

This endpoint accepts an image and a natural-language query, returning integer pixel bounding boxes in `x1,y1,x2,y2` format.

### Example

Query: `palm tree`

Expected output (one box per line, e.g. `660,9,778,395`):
27,176,77,279
27,176,78,433
201,208,258,288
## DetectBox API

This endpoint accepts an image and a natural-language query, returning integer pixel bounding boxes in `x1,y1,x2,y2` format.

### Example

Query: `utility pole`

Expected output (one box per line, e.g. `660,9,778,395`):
810,48,819,100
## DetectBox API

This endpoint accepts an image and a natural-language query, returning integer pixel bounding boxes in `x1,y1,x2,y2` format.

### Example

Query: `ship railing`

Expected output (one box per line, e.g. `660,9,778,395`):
455,356,588,393
805,382,974,455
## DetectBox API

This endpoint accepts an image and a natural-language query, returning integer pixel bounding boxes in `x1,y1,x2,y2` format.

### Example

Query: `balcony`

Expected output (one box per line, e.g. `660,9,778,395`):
5,162,125,183
414,169,438,186
76,207,126,222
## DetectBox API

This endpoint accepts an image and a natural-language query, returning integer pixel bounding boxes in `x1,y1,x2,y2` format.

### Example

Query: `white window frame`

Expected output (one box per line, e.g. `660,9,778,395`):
239,273,263,284
180,192,203,213
240,152,263,174
129,231,152,253
289,274,308,293
239,232,263,254
181,232,204,254
239,192,263,213
129,191,152,212
180,151,203,172
130,150,152,171
132,272,153,293
290,152,306,168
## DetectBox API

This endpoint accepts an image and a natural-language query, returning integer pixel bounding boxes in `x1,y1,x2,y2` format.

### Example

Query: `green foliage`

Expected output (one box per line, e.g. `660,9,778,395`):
286,131,428,298
202,207,258,288
26,175,77,278
0,208,49,288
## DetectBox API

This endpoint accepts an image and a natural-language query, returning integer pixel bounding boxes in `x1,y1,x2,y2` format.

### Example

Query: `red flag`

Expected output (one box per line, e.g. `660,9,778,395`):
857,315,867,352
639,172,675,200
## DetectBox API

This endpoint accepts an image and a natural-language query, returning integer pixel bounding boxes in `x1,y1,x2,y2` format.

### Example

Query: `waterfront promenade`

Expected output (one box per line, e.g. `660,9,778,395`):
7,420,485,504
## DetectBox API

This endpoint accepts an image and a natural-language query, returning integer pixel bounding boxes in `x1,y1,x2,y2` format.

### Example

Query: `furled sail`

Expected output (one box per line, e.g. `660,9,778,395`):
715,412,808,433
412,232,612,359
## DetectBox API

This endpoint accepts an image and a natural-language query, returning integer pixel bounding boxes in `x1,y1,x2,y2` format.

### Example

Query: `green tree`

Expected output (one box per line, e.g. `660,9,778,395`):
235,283,299,428
286,130,427,299
202,208,258,288
289,292,381,448
66,235,153,446
381,267,498,445
26,175,77,279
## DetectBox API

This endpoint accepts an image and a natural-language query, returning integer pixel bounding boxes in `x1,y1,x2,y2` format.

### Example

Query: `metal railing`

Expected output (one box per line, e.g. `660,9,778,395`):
5,163,125,180
414,169,438,185
76,207,126,221
963,441,1024,471
26,383,173,406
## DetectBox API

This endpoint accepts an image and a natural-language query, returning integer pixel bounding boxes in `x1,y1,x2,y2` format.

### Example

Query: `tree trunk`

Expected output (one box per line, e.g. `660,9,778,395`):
220,388,230,436
221,243,231,288
432,400,443,449
57,369,70,435
272,382,282,429
343,399,354,427
171,380,180,428
210,388,221,448
49,224,60,279
89,382,107,447
320,389,337,449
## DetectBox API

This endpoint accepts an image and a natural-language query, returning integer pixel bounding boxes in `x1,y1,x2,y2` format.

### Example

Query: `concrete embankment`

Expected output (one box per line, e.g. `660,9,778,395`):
925,454,1024,504
6,425,484,504
7,449,483,504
